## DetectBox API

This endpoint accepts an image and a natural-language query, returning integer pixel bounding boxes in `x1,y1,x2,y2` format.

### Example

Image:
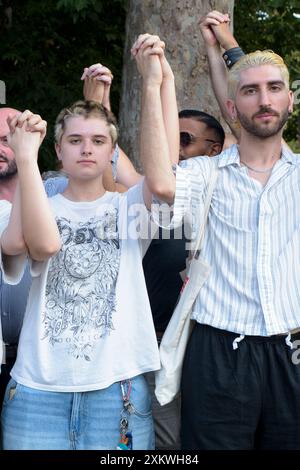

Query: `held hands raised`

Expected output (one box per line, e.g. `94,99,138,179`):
199,10,230,48
81,63,113,110
6,110,47,160
131,33,166,86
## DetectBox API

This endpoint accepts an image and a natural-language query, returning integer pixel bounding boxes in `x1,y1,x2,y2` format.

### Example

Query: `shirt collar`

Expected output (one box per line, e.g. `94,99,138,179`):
281,145,300,165
217,143,300,168
217,144,240,168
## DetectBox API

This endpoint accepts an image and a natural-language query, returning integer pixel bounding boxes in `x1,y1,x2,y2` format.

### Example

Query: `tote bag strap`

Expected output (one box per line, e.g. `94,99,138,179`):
192,160,218,260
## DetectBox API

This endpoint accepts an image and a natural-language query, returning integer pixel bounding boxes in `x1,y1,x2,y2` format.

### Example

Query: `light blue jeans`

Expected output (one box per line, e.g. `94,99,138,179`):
1,375,154,450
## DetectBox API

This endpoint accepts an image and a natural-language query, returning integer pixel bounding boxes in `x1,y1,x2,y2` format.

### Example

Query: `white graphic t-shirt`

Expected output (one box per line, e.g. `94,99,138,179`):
0,183,160,391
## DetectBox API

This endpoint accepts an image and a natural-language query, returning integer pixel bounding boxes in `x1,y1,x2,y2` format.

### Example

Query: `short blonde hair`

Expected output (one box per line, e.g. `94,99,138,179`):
228,50,290,100
54,100,118,145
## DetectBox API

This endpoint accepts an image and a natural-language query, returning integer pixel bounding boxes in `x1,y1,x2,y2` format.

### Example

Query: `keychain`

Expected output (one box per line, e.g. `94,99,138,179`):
116,380,134,450
117,417,133,450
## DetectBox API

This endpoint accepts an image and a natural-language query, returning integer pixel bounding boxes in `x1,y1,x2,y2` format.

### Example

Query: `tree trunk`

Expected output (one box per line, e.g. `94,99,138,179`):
119,0,234,170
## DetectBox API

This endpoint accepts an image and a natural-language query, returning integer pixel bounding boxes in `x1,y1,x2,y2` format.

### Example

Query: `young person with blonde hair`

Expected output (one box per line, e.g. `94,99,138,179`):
0,35,177,449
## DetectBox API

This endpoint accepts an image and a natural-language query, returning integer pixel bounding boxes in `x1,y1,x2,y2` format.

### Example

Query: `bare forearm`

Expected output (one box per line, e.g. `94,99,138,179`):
102,164,117,191
206,45,240,138
206,45,230,119
213,29,239,51
140,84,175,204
161,76,179,166
18,159,61,260
1,184,26,255
117,148,142,188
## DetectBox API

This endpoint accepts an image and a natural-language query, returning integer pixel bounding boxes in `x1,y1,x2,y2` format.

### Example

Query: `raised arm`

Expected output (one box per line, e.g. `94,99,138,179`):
132,34,176,207
160,50,179,166
82,62,142,189
115,147,142,187
7,111,61,261
81,63,113,110
199,11,241,138
132,34,179,167
1,182,26,256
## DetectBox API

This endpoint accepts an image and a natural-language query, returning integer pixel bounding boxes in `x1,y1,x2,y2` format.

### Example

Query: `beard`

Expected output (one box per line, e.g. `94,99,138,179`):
0,157,18,179
236,106,290,138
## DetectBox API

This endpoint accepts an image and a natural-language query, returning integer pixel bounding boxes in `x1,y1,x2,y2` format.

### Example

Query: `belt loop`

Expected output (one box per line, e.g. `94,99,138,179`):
232,334,245,350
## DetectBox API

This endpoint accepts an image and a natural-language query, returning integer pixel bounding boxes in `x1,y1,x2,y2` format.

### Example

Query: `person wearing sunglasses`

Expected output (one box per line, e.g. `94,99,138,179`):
179,109,225,161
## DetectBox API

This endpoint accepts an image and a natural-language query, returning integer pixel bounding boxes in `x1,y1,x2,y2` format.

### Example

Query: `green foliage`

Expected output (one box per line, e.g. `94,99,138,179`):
0,0,127,171
2,0,300,173
234,0,300,149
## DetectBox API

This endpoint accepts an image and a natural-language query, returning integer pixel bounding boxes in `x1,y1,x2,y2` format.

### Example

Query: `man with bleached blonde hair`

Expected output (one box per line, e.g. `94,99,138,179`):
228,50,292,137
140,44,300,449
228,50,290,99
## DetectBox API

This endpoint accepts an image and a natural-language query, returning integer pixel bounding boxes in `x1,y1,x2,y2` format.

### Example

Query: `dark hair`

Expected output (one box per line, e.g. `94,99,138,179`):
179,109,225,148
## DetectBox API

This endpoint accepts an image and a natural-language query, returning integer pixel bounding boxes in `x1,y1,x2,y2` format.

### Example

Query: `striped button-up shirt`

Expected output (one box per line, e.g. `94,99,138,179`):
171,144,300,336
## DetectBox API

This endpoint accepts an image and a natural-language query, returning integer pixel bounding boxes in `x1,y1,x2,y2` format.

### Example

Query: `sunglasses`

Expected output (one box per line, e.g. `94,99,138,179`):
180,132,217,148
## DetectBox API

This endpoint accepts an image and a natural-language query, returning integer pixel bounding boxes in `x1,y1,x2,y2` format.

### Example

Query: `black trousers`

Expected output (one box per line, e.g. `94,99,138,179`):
181,323,300,450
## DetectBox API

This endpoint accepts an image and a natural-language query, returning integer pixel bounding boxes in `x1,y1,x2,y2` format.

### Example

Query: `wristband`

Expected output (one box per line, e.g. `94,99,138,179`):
222,47,245,69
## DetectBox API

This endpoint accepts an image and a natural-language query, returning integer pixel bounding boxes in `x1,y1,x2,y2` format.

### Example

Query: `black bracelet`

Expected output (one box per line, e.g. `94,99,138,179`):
222,47,245,69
